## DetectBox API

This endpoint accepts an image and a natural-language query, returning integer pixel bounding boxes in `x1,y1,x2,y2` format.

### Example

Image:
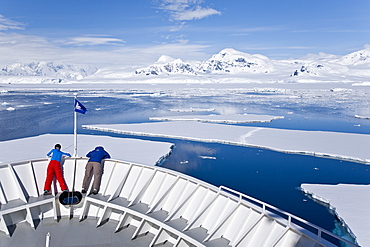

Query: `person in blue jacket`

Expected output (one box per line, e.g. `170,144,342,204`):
81,146,111,194
44,144,71,195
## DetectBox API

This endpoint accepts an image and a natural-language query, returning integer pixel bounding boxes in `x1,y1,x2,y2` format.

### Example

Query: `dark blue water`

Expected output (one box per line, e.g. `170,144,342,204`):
159,140,370,232
1,86,370,245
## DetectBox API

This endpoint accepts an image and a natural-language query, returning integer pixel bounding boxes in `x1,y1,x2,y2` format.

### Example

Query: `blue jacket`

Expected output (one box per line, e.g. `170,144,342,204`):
47,149,71,162
86,146,111,163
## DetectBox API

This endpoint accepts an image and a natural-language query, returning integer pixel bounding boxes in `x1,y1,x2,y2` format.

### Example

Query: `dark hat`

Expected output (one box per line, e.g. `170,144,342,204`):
55,144,61,150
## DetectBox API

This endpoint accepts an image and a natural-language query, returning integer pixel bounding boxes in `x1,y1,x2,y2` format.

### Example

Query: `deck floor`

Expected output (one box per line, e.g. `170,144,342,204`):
0,216,158,247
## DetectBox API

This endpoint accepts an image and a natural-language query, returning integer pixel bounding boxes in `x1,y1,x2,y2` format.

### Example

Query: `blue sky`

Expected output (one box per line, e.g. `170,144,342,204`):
1,0,369,67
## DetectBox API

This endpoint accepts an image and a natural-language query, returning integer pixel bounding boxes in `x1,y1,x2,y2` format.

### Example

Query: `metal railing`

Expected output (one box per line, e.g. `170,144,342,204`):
219,185,359,247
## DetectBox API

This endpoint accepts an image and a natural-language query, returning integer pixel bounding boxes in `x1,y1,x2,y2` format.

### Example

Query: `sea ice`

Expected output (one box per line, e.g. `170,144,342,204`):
149,113,284,123
82,121,370,246
355,115,370,119
83,121,370,163
301,184,370,247
168,108,215,112
0,134,173,166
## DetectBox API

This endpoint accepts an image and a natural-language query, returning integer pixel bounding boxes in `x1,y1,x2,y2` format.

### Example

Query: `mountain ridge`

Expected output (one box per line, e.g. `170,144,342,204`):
0,62,98,81
133,47,370,79
1,48,370,84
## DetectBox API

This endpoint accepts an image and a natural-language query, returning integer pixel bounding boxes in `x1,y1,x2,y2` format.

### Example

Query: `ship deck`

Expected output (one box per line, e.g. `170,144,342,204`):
0,158,358,247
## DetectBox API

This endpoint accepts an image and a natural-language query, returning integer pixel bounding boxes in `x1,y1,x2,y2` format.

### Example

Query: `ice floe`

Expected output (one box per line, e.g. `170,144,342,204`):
83,121,370,163
355,115,370,119
149,114,284,123
0,134,173,166
301,184,370,247
168,108,215,112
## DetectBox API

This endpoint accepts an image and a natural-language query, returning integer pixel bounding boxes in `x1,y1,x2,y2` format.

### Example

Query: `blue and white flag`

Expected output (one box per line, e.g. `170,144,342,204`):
74,99,87,114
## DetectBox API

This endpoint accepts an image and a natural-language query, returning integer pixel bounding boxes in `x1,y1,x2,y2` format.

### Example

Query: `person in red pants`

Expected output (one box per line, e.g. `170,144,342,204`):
44,144,71,195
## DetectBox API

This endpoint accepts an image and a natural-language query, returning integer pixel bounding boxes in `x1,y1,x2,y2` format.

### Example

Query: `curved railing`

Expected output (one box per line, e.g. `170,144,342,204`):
0,158,359,247
218,186,358,247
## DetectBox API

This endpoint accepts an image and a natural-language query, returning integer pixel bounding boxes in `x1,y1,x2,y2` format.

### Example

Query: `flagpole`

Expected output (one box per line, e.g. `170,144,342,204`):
73,93,78,157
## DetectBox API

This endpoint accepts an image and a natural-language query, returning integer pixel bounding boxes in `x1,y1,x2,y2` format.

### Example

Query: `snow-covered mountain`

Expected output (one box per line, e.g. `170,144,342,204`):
133,47,370,83
0,62,98,80
134,55,197,75
339,49,370,66
288,49,370,80
134,48,273,76
197,48,273,74
289,61,349,77
2,47,370,84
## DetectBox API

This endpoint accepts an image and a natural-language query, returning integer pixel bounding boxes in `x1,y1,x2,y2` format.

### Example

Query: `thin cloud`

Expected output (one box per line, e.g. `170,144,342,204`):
157,0,199,13
0,32,65,65
292,28,370,33
228,26,286,36
156,0,221,22
169,22,186,32
63,36,126,46
0,15,25,31
174,6,221,21
0,32,209,67
118,40,210,62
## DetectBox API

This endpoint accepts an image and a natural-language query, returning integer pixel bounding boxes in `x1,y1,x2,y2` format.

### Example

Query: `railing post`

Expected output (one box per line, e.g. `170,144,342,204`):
45,232,50,247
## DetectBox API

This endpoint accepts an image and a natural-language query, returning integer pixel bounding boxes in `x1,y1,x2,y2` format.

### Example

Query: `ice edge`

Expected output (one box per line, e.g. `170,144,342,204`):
82,125,370,165
300,186,358,245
